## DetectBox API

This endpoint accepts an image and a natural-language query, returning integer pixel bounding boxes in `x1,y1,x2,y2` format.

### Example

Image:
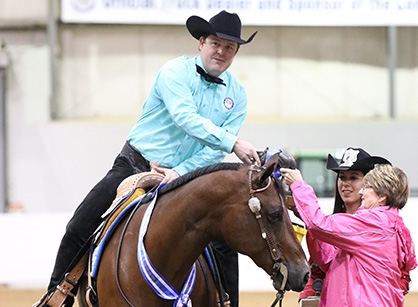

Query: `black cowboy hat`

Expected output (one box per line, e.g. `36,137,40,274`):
186,10,257,45
326,147,391,174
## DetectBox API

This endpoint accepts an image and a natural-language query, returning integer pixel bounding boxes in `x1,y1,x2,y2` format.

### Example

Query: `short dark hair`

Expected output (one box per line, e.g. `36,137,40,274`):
200,35,240,51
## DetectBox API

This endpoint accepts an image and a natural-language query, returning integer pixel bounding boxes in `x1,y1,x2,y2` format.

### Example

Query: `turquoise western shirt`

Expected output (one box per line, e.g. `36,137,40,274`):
127,56,247,176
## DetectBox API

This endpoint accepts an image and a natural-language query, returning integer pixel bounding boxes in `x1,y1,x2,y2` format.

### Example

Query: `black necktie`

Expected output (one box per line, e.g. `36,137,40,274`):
196,65,226,86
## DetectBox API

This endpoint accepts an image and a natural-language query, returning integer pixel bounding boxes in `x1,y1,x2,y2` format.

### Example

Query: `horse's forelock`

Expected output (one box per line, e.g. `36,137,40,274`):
273,176,286,197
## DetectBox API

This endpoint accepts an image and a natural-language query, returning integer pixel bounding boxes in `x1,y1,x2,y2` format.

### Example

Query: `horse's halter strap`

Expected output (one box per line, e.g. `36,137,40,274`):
247,166,288,305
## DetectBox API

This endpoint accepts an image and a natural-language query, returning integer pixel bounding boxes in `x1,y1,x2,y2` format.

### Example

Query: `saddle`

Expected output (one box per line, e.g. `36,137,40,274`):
97,172,164,243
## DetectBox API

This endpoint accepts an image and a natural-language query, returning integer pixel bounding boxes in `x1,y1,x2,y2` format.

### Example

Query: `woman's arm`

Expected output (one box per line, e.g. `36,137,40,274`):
281,168,378,254
305,231,336,272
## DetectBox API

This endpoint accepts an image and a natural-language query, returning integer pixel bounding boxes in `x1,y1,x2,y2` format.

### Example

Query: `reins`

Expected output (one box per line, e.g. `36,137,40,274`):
115,184,161,307
247,165,288,307
115,193,149,307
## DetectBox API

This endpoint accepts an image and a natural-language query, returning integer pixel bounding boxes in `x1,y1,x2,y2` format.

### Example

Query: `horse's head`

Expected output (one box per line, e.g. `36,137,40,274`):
249,152,309,292
224,151,309,293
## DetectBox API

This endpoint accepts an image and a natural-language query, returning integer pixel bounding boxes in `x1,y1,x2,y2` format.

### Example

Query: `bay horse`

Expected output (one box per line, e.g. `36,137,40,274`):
80,152,310,306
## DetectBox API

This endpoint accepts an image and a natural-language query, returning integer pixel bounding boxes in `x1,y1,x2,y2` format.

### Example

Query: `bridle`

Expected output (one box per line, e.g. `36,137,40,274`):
247,165,288,307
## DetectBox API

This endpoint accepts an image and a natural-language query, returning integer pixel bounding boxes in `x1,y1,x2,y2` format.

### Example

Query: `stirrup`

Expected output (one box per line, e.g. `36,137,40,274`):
32,292,50,307
217,292,231,307
32,281,76,307
218,299,231,307
32,251,88,307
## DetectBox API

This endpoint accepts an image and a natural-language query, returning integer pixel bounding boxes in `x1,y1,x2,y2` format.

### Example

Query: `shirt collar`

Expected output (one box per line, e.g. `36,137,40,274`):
195,56,227,84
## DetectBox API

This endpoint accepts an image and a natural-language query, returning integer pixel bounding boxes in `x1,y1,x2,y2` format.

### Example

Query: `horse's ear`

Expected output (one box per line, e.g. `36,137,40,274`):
253,151,297,187
257,148,269,165
253,157,279,188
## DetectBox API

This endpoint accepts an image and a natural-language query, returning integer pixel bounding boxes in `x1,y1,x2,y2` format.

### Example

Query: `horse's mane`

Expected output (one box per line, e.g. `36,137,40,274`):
158,162,243,196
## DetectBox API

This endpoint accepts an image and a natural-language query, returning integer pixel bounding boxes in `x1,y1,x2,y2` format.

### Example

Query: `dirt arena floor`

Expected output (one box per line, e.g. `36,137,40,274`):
1,287,417,307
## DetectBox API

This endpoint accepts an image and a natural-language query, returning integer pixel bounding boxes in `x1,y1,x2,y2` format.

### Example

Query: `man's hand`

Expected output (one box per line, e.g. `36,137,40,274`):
232,138,261,165
153,167,180,184
280,168,303,186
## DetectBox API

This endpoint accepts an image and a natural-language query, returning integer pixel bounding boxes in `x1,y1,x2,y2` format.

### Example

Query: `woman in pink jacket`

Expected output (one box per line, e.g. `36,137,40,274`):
282,164,417,307
299,147,393,302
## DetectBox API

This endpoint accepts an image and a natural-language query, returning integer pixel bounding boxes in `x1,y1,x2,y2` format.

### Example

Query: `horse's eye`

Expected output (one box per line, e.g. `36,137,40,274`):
267,210,281,222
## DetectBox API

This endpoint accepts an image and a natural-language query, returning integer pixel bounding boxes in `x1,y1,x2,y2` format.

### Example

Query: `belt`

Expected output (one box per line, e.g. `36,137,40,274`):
120,141,151,173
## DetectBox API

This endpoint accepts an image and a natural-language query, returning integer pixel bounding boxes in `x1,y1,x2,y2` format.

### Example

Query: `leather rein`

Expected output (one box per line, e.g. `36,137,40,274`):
247,165,288,307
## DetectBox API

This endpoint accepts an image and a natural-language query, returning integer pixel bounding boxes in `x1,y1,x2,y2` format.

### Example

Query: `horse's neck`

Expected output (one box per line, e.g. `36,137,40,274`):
143,176,246,287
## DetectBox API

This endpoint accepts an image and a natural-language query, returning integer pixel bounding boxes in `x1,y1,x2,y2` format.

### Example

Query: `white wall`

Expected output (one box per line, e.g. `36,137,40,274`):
0,0,47,22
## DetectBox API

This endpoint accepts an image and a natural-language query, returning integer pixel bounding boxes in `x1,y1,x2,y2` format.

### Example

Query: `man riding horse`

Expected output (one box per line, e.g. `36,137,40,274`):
34,10,260,307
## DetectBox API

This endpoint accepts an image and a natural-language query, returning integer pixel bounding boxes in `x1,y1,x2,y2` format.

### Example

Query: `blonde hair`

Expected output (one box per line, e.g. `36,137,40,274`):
364,164,409,209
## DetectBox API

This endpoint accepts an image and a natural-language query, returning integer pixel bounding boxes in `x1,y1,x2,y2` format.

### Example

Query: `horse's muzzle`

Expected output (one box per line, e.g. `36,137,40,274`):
271,264,310,292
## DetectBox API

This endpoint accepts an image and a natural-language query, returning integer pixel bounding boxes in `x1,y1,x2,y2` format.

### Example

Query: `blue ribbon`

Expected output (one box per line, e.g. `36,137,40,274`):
137,188,196,307
265,148,283,178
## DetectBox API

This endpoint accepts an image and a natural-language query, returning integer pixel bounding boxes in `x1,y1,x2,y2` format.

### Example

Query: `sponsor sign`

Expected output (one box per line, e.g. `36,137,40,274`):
62,0,418,26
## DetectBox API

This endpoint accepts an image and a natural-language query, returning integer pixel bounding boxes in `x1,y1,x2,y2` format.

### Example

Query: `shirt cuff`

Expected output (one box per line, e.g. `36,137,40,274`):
172,164,188,177
222,133,238,154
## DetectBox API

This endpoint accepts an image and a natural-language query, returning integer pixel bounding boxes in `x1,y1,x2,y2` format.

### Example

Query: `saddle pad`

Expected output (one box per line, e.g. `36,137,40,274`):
94,172,164,247
91,191,145,278
97,188,145,244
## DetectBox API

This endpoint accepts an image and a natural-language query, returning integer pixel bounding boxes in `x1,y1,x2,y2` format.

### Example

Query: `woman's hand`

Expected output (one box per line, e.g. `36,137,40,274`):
280,168,304,186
